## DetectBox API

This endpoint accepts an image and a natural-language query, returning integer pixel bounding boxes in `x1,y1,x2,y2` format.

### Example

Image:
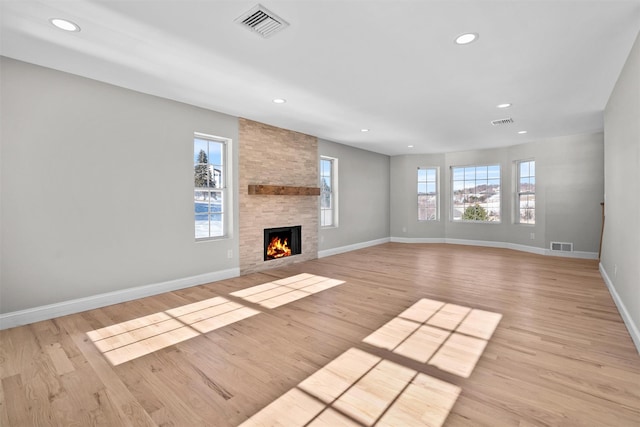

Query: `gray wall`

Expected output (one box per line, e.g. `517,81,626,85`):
0,58,239,313
540,134,604,252
390,153,446,239
318,139,390,251
390,133,604,253
602,31,640,345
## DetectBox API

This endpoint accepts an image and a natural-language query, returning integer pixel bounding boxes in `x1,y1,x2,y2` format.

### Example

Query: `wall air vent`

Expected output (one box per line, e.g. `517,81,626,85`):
235,4,289,38
550,242,573,252
491,117,514,126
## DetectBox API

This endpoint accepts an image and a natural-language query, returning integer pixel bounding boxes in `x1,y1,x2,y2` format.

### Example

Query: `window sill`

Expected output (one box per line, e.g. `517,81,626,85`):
195,235,229,242
451,220,502,225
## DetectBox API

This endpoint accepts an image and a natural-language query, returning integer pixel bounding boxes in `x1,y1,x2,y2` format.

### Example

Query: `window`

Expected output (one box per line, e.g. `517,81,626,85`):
418,167,438,221
320,156,337,227
451,164,501,222
194,134,228,239
517,160,535,224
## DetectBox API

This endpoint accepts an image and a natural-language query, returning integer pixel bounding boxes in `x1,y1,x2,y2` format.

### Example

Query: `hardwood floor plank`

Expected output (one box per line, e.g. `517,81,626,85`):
45,343,76,376
394,325,451,363
332,358,416,425
2,375,30,426
116,354,213,426
0,374,9,427
377,372,461,427
57,315,157,426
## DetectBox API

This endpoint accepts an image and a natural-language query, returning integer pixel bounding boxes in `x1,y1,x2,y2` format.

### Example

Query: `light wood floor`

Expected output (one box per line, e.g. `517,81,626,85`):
1,243,639,426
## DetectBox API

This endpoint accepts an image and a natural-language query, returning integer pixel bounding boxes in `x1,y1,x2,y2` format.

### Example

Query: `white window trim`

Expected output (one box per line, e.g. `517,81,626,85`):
194,132,232,241
417,166,440,221
450,163,502,223
515,158,535,225
320,156,338,228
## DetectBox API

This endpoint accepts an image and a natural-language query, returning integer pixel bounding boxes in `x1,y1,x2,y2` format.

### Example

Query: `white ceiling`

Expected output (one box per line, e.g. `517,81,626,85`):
2,1,639,156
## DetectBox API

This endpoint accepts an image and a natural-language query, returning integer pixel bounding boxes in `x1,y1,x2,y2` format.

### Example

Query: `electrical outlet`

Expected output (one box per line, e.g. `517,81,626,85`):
530,232,535,240
614,264,618,277
402,226,407,233
227,249,233,259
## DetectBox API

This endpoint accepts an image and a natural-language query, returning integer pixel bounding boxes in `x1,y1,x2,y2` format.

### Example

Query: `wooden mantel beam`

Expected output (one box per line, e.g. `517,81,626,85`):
248,185,321,196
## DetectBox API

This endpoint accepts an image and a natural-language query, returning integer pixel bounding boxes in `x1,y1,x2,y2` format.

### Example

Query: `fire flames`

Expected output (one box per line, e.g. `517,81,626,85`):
266,236,291,259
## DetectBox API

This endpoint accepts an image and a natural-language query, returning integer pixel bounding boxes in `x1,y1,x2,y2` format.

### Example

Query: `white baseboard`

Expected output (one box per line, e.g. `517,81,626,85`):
0,268,240,330
390,237,445,244
507,242,547,256
599,264,640,354
388,237,597,259
444,238,507,248
318,237,390,258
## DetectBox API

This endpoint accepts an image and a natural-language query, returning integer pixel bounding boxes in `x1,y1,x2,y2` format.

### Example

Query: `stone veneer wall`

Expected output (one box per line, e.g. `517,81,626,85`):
238,118,319,274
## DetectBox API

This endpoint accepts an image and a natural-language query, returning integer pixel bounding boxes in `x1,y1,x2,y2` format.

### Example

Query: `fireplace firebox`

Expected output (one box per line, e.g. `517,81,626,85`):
264,226,302,261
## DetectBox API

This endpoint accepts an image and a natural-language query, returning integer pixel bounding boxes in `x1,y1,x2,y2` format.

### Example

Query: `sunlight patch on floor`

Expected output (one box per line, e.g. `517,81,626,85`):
242,348,460,427
363,298,502,378
88,274,345,366
241,298,501,426
231,273,345,308
87,296,260,365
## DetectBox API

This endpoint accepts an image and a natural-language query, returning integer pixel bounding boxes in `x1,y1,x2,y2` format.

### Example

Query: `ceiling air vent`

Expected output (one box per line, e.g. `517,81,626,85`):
491,117,514,126
235,4,289,38
550,242,573,252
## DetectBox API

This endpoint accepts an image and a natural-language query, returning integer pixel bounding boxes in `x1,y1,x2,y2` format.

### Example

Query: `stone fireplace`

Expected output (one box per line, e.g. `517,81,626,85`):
238,118,318,274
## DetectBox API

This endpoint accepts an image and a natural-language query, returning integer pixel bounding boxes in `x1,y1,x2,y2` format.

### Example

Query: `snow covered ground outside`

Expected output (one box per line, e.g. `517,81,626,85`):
195,199,223,239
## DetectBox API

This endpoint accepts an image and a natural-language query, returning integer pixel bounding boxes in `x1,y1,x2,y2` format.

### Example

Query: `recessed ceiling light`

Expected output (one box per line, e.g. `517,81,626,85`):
50,18,80,32
408,145,414,148
272,98,286,104
497,103,512,109
361,128,369,132
455,33,478,45
518,130,528,134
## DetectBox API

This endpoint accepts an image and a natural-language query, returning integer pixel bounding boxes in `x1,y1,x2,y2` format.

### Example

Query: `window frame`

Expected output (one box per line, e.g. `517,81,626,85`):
417,167,439,221
450,164,502,223
516,159,535,225
320,156,338,228
194,132,230,241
